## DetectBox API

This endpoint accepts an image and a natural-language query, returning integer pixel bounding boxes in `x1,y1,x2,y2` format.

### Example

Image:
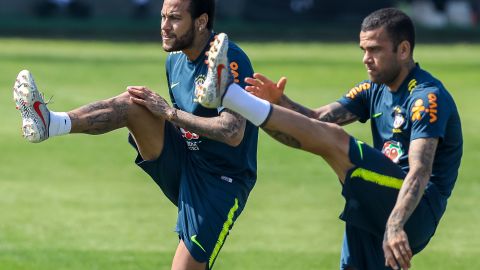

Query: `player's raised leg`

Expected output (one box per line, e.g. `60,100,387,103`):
197,34,354,180
67,87,167,161
13,70,167,161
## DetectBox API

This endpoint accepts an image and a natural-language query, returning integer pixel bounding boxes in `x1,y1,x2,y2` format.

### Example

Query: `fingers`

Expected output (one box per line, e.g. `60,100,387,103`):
383,236,412,270
129,96,146,106
127,86,157,100
383,245,398,270
127,86,149,91
253,73,273,84
277,77,288,90
397,242,412,269
392,246,409,270
245,77,263,88
127,87,146,99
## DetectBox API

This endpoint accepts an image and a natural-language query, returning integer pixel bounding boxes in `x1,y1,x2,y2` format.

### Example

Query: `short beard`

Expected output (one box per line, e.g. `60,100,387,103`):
373,64,401,85
163,25,195,52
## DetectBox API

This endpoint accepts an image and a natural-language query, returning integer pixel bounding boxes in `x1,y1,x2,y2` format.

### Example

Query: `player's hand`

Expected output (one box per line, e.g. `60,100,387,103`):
127,86,175,120
245,73,287,105
383,226,413,270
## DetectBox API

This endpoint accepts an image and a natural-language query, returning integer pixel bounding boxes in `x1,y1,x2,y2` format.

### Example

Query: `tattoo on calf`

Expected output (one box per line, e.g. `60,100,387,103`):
264,128,301,149
71,98,129,135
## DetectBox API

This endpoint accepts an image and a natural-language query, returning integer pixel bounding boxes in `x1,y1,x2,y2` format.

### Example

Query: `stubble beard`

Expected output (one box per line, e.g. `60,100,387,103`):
371,63,401,86
163,25,195,52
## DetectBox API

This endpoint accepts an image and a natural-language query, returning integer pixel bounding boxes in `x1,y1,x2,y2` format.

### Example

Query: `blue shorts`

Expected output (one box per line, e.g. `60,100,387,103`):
128,122,247,269
339,137,438,270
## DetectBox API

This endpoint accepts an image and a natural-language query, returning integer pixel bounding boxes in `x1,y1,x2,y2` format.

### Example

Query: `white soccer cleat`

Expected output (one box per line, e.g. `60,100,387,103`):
197,33,233,108
13,70,50,143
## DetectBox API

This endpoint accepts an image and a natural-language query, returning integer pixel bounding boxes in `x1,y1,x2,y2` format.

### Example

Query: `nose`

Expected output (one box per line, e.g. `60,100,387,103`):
363,51,372,65
161,18,171,32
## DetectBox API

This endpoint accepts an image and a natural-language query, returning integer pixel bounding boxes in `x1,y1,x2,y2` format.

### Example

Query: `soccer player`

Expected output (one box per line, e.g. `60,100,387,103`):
197,8,462,270
13,0,258,269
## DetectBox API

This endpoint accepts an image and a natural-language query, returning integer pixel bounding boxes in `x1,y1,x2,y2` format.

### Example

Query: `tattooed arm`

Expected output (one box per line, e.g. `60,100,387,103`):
171,108,246,146
383,137,438,270
128,86,246,146
278,96,359,125
245,73,358,125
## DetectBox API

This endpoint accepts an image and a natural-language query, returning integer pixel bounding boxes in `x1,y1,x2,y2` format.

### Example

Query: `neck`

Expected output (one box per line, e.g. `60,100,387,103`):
182,30,211,61
387,60,416,92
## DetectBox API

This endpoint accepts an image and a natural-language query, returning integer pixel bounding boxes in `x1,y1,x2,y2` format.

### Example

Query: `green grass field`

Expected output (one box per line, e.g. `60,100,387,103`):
0,38,479,269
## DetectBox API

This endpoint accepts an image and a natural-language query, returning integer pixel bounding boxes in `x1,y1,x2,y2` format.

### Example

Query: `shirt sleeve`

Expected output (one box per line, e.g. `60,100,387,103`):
227,44,254,88
337,81,372,123
218,44,255,113
409,86,450,141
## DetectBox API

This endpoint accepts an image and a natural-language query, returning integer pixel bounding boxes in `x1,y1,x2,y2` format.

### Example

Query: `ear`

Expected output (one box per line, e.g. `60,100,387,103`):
195,13,208,31
398,40,411,60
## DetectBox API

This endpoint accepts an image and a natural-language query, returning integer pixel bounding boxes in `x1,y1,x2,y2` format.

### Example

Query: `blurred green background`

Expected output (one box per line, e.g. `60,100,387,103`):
1,0,480,269
0,38,479,269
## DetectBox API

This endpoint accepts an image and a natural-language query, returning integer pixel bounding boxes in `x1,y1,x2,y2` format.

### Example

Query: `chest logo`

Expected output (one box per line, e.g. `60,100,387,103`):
382,140,404,164
393,114,405,133
180,128,202,151
193,75,207,103
392,106,405,133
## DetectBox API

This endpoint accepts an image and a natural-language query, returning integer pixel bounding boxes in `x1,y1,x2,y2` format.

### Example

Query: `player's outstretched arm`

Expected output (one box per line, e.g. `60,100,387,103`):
383,137,438,270
245,73,317,118
245,73,358,125
128,86,246,146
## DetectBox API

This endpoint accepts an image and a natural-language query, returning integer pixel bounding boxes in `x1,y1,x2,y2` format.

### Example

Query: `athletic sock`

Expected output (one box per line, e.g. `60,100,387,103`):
49,111,72,136
223,83,272,126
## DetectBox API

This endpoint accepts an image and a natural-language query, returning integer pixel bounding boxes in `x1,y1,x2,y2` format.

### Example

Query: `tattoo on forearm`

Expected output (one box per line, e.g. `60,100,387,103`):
387,138,438,228
205,110,244,141
170,109,246,144
388,179,422,229
280,96,316,118
317,105,358,125
263,128,301,149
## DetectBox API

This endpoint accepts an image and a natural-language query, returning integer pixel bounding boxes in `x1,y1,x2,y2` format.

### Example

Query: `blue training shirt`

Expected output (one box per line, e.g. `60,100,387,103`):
165,34,258,191
338,64,463,218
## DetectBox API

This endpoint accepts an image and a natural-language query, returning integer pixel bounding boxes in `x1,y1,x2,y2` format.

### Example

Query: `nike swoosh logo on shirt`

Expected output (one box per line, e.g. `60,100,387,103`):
372,112,383,118
171,82,180,89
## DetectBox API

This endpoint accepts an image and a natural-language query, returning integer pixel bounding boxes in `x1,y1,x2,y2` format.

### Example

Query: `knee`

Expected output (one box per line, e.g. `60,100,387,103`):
112,91,134,107
111,91,148,117
311,121,350,154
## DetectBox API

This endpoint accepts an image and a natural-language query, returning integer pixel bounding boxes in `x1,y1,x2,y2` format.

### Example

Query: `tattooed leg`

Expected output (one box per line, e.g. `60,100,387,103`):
263,105,354,181
69,91,166,161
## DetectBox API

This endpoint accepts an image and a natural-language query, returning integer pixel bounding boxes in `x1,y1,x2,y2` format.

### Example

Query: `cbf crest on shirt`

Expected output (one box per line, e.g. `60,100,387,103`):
338,64,462,202
164,34,258,187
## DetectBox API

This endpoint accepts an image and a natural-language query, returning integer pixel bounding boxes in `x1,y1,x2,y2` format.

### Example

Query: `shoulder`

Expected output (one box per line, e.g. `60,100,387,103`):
166,51,186,72
227,40,251,62
344,80,379,99
408,66,456,103
409,67,449,96
166,51,184,63
410,81,452,106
